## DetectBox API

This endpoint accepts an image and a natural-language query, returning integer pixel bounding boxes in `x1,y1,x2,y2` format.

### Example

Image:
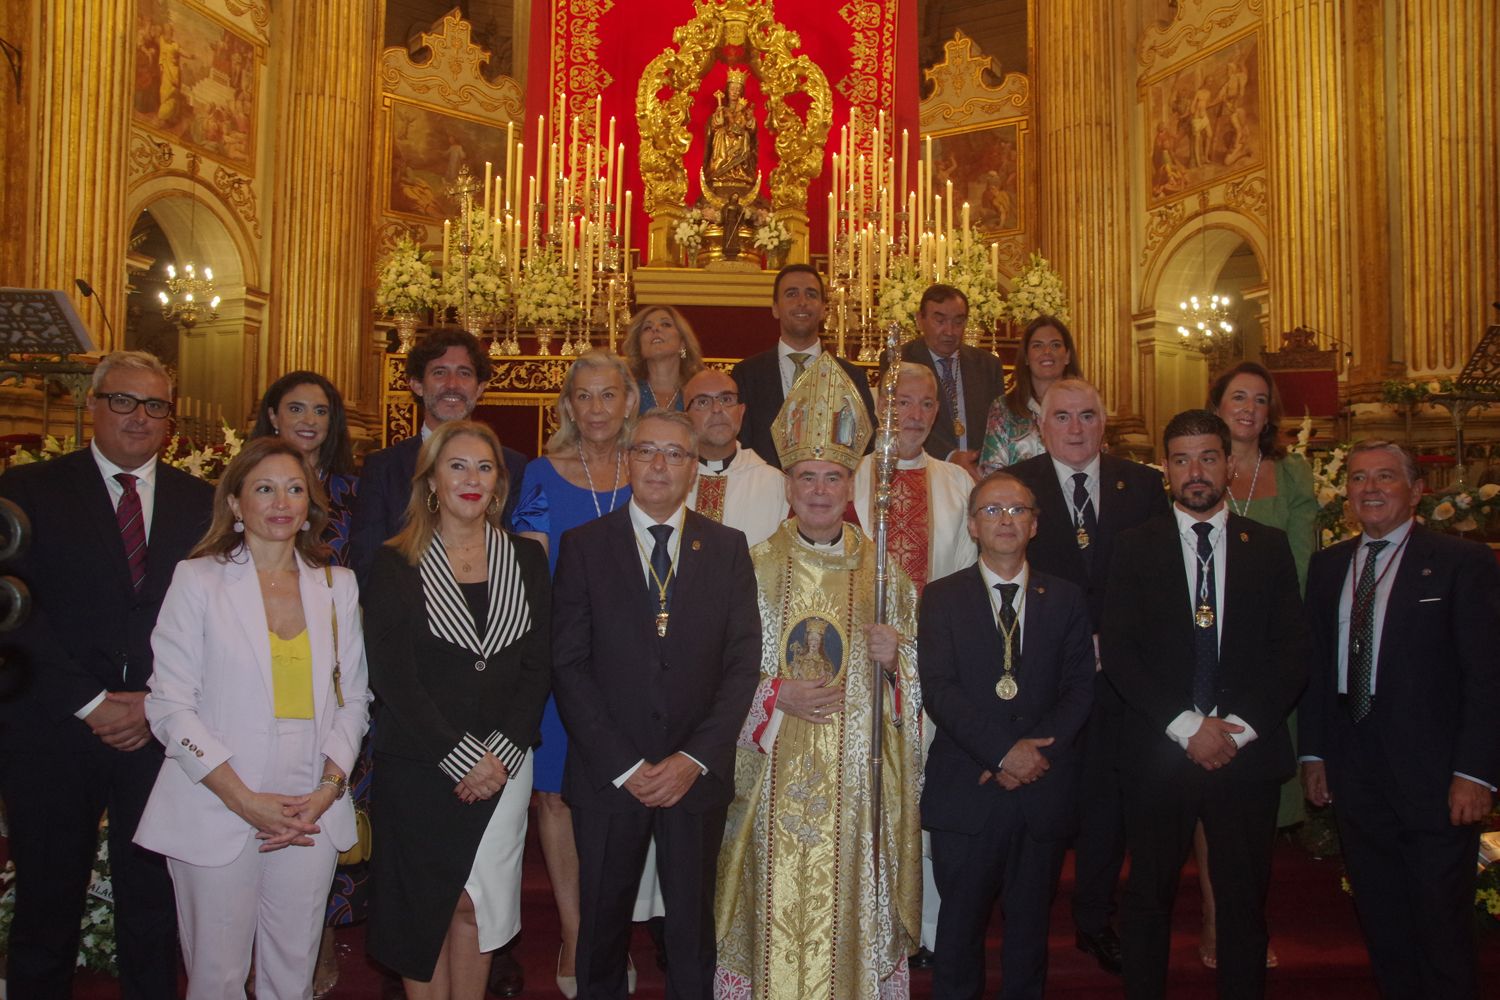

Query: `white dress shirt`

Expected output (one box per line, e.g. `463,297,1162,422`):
777,338,824,396
1051,454,1101,520
77,443,162,719
1165,505,1258,750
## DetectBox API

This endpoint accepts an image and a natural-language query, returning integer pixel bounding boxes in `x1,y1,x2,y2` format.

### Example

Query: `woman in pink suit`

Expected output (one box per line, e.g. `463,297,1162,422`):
135,436,371,999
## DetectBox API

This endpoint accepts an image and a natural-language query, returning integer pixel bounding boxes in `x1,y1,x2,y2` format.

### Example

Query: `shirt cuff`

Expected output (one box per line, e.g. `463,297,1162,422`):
1222,713,1258,748
679,752,708,776
484,730,528,778
439,732,489,782
613,759,646,788
1166,710,1205,750
1454,771,1499,793
1298,755,1325,764
75,690,108,720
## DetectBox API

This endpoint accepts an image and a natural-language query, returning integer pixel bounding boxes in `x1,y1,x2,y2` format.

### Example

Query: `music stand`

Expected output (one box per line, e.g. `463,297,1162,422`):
1427,304,1500,486
0,289,100,447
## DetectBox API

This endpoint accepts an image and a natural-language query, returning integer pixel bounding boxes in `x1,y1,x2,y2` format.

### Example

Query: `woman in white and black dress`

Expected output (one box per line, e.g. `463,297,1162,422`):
364,420,550,998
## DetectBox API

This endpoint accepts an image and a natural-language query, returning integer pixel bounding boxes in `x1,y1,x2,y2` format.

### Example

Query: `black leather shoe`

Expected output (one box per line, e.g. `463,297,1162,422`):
488,950,525,997
648,915,669,972
908,947,936,970
1075,927,1123,974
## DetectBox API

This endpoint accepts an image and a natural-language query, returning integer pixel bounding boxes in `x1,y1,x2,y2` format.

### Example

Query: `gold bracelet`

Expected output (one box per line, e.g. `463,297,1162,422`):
318,773,347,800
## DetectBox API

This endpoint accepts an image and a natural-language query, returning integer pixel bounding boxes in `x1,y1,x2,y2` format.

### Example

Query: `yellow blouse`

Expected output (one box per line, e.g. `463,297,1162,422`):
268,630,314,720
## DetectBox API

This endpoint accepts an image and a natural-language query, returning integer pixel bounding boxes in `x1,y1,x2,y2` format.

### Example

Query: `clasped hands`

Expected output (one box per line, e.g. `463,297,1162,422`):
623,753,701,809
84,691,152,752
1186,717,1243,771
236,768,347,854
777,623,901,726
980,737,1055,791
455,752,510,804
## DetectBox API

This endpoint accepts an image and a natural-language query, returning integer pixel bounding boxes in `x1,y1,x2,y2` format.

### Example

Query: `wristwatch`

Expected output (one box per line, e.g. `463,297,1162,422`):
318,773,347,799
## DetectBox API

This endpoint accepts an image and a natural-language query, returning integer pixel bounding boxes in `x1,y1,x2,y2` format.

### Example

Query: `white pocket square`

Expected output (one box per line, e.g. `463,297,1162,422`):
1418,597,1442,603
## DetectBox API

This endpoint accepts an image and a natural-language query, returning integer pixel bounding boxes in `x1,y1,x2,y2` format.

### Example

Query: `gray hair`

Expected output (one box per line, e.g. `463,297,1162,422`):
1349,439,1421,484
968,470,1038,515
634,407,699,452
544,349,639,456
886,361,939,398
91,350,173,394
1039,376,1103,418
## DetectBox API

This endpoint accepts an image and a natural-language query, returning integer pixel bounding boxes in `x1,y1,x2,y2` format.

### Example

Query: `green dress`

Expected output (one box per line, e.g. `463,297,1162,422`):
1231,453,1317,826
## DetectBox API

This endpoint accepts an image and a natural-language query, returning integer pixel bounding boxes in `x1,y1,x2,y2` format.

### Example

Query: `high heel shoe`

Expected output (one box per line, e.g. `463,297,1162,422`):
556,945,578,999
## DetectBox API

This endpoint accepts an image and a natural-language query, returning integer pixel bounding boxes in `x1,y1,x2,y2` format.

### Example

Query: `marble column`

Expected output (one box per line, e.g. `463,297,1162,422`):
1036,1,1134,418
268,2,377,400
1394,0,1499,374
1264,0,1352,365
28,0,137,351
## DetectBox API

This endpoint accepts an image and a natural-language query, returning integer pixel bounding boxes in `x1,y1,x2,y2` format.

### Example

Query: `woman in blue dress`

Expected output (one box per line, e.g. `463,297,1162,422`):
513,349,636,995
621,305,704,414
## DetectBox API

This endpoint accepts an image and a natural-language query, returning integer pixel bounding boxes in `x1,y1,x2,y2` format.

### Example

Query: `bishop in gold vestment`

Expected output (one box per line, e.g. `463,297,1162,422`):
713,353,924,999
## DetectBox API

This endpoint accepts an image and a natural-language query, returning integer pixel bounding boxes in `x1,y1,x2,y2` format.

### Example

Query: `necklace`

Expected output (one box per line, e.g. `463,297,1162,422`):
445,534,485,573
1190,527,1219,629
578,442,624,518
256,567,296,589
1226,453,1263,517
635,533,677,637
642,382,681,411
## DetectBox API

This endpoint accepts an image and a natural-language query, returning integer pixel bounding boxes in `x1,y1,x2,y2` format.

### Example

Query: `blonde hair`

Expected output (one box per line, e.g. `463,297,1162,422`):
544,349,638,455
388,421,510,566
622,306,705,384
190,437,330,565
91,350,174,394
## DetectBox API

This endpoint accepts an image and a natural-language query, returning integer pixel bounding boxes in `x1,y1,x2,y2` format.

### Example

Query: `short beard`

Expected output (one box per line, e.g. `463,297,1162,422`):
1174,482,1224,512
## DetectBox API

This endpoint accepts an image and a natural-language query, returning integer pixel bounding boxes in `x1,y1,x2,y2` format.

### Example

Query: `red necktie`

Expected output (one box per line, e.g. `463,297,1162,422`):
116,473,148,592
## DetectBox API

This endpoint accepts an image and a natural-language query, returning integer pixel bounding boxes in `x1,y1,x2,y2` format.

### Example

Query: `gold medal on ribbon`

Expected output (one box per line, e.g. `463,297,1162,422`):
656,611,670,637
1194,604,1215,629
1075,524,1091,549
953,419,965,437
995,674,1019,700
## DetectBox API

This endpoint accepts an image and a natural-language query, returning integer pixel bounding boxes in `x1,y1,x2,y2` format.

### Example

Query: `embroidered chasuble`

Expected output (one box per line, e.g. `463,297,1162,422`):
887,468,930,592
714,521,923,1000
696,474,728,523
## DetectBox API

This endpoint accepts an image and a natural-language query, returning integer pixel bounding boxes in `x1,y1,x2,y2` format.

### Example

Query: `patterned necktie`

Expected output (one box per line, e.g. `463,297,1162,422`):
1191,522,1218,713
788,352,811,383
996,582,1021,670
116,473,148,593
937,356,963,444
1072,472,1099,561
695,475,727,523
1347,539,1390,722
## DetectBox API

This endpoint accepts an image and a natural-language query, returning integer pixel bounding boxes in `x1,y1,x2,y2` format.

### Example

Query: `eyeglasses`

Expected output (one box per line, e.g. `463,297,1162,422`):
94,392,173,419
973,503,1035,520
687,391,740,411
629,444,695,466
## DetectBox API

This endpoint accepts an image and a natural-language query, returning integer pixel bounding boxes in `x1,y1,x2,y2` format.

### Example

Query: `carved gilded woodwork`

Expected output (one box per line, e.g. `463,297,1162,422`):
1138,0,1264,72
919,30,1030,127
128,133,176,178
378,10,524,120
635,0,832,220
212,165,262,239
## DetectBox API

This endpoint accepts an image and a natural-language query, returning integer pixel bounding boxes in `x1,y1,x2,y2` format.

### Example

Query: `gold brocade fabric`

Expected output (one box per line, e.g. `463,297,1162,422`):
697,475,728,523
716,521,923,999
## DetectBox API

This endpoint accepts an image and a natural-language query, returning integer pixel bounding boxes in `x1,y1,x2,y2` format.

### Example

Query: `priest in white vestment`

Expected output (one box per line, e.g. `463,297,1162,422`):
684,368,788,547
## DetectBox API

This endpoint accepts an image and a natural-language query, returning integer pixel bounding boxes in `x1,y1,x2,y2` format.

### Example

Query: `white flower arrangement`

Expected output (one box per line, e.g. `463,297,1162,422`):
1289,414,1357,545
515,249,581,329
6,425,243,483
752,211,793,254
673,209,710,253
876,256,927,333
1000,250,1070,326
375,235,439,316
945,243,1006,333
437,209,511,317
0,818,116,972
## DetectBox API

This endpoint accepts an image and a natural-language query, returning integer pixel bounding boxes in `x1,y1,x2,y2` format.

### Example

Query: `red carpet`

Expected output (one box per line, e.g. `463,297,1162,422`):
64,821,1500,998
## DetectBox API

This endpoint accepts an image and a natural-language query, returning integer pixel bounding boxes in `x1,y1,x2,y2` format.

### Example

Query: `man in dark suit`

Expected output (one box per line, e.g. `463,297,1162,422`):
1008,377,1168,973
349,328,526,584
1300,440,1500,1000
731,263,875,469
919,470,1096,999
896,283,1007,478
1102,409,1307,1000
551,409,762,1000
0,351,213,999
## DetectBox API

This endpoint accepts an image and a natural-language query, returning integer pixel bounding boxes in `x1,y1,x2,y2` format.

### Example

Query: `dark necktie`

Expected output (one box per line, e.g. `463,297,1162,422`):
1347,539,1390,722
996,582,1021,669
116,473,147,593
1191,522,1217,714
1072,472,1099,561
647,523,674,606
937,356,963,443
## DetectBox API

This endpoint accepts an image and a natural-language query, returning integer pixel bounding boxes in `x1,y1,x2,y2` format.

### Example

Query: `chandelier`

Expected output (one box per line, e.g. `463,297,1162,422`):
157,261,221,329
1177,292,1235,354
157,194,220,329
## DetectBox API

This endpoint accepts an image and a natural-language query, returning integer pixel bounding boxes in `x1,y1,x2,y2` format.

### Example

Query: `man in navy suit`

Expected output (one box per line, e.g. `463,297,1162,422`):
731,264,875,469
919,470,1095,999
551,410,762,1000
0,351,213,999
349,328,526,584
1102,409,1307,1000
1301,440,1500,1000
1008,377,1169,972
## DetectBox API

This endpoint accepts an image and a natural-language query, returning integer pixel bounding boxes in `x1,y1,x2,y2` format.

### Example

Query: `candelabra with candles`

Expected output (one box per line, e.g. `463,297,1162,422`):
441,94,637,358
826,110,1008,361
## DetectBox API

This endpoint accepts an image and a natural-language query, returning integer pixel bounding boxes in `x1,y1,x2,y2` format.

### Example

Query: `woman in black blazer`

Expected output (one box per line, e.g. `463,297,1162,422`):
363,421,550,997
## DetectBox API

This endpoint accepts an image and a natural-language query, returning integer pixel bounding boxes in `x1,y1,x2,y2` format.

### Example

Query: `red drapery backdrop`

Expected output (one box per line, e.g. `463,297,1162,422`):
526,0,918,265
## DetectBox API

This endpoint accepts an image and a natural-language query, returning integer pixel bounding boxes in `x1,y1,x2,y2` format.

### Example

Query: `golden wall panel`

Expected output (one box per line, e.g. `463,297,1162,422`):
1038,0,1132,415
267,1,377,400
30,0,138,351
1397,0,1499,374
1264,0,1351,356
